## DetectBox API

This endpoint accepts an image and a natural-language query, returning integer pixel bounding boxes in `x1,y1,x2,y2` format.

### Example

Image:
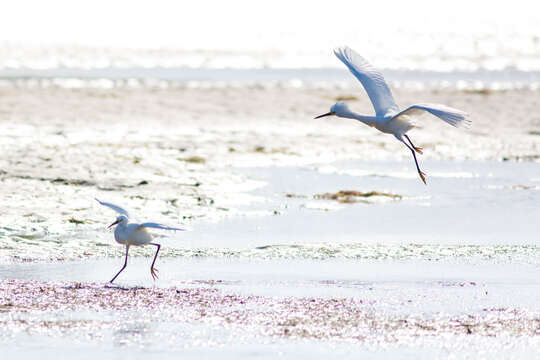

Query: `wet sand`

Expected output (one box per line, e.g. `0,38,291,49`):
0,84,539,358
1,278,538,339
1,258,539,358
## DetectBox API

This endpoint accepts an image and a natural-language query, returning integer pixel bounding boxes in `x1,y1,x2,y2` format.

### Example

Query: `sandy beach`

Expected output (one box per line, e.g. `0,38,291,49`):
0,82,539,358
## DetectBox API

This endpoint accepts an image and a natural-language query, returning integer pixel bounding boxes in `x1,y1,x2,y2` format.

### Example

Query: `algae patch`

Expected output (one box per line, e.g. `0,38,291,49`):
315,190,402,203
179,156,206,164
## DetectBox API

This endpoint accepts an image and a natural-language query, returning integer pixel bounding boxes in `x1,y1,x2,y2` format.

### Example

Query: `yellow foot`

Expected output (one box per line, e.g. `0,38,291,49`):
414,146,423,155
419,171,427,185
151,267,159,281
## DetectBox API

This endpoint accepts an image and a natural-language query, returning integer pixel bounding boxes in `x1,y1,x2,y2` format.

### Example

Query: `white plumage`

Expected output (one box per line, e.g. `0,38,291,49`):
333,47,399,117
95,198,184,283
316,46,471,184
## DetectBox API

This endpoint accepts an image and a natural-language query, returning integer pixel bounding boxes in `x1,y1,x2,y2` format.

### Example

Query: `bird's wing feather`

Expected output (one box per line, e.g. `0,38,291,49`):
394,103,471,128
334,46,399,117
139,222,185,231
95,198,130,218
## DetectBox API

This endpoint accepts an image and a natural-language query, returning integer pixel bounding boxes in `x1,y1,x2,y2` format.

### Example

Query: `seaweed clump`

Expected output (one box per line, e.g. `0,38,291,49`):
315,190,402,203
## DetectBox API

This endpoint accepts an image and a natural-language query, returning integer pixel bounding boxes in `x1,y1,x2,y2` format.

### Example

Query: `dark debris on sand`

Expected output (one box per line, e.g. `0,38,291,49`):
0,280,538,342
315,190,402,203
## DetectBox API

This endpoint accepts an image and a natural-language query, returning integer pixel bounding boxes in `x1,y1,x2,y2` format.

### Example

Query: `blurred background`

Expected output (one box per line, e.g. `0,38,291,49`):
1,0,540,87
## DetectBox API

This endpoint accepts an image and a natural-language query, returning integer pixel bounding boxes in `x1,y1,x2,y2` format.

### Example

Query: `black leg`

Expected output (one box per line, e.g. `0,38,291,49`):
404,134,423,154
402,140,427,185
110,245,130,283
149,243,161,281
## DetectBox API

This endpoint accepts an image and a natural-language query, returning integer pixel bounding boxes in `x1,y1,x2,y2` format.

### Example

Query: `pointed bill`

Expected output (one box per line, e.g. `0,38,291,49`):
108,219,121,228
314,112,334,119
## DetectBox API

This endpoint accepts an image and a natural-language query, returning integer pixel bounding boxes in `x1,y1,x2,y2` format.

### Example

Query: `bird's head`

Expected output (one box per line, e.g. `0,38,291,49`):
314,101,351,119
108,215,128,228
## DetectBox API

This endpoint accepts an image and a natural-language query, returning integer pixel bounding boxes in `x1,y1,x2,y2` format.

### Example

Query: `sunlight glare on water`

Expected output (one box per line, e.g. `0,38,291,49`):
1,0,540,71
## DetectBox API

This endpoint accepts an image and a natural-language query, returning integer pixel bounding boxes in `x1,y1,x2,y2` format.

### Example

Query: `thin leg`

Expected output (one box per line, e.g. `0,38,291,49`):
110,245,130,283
401,139,427,185
149,243,161,281
404,134,423,155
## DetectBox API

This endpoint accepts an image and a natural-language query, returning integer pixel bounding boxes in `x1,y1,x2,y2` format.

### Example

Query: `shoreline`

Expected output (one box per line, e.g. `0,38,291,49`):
1,67,540,91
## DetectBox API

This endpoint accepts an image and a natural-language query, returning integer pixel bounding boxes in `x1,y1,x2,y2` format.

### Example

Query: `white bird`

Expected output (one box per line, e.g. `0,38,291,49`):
315,46,471,184
95,198,184,283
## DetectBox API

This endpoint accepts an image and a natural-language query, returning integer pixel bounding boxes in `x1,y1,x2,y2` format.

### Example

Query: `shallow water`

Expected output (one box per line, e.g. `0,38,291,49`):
3,258,540,312
0,75,539,358
1,157,539,358
2,159,539,262
186,160,540,248
1,257,539,359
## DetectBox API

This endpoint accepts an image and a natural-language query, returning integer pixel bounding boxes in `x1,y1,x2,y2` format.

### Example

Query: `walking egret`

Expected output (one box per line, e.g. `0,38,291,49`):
315,46,471,184
95,198,184,283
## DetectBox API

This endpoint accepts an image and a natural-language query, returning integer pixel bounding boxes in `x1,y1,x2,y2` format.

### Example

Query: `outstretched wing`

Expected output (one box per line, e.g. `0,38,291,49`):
95,198,130,218
394,103,471,128
139,222,185,231
334,46,399,117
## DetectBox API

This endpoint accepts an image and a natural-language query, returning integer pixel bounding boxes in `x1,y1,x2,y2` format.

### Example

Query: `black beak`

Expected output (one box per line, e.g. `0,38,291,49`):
108,219,121,228
314,112,334,119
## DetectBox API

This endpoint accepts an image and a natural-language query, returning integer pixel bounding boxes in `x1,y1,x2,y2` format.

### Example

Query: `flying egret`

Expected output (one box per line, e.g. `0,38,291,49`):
315,46,471,184
95,198,184,283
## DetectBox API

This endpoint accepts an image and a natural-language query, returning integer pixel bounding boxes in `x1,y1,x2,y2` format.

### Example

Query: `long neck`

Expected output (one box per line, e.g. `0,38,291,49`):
339,109,381,126
114,221,128,233
114,221,128,241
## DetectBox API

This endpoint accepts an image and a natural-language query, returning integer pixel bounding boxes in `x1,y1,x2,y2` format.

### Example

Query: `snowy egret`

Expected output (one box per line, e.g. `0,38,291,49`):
95,198,184,283
315,46,471,184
